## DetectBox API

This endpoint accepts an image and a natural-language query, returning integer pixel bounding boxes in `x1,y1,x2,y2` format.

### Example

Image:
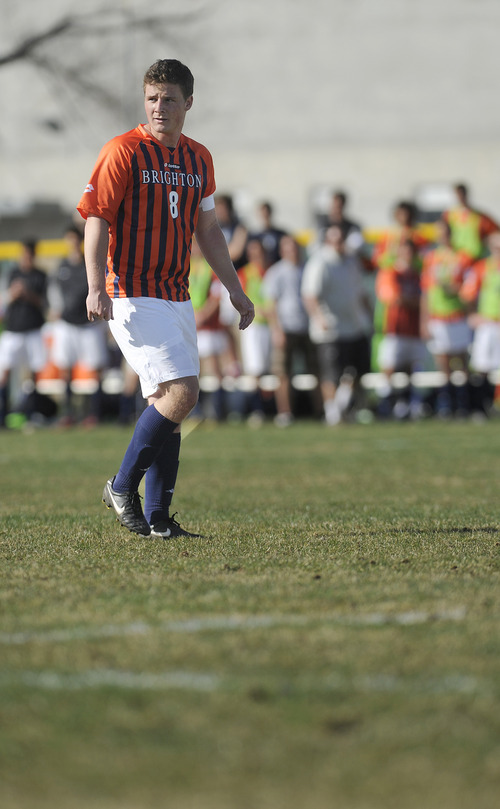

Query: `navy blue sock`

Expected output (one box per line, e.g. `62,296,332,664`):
113,404,178,493
144,432,181,524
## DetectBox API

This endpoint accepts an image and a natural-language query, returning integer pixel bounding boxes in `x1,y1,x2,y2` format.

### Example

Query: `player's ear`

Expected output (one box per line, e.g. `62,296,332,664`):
185,95,193,111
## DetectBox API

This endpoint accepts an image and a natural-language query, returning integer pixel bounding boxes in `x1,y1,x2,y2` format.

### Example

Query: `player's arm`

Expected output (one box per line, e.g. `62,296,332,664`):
300,256,330,332
459,261,484,325
302,294,330,333
84,215,114,322
195,207,254,330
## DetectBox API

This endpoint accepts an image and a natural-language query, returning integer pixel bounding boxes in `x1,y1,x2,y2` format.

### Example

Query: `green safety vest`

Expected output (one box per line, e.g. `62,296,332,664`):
240,263,268,324
189,259,213,311
427,247,467,319
447,208,482,259
477,259,500,321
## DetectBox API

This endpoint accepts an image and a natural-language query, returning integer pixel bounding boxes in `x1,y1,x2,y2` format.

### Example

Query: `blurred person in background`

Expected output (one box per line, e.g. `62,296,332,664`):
459,231,500,416
301,225,372,426
443,182,499,261
190,238,231,421
372,200,430,272
238,237,272,424
371,200,431,362
420,219,472,418
0,239,47,428
316,190,365,257
251,200,288,267
263,234,319,426
214,193,249,373
214,193,248,270
49,226,108,427
375,239,428,420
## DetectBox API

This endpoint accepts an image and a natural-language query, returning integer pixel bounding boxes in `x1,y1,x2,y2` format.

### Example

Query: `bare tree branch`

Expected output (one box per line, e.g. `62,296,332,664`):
0,6,209,142
0,19,73,67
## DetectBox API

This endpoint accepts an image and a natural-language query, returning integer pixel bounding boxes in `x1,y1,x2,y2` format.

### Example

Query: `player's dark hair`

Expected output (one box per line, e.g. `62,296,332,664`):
21,238,37,254
394,200,417,226
333,190,347,206
260,201,273,217
64,224,83,241
455,182,468,197
143,59,194,99
215,194,238,224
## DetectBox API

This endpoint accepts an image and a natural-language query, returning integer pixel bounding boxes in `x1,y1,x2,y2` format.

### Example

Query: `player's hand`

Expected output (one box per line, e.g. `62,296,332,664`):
230,289,255,330
9,280,26,300
87,289,114,322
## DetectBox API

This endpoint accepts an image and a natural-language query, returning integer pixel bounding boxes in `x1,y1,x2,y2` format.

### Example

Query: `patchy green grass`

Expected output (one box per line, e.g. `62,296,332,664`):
1,419,499,809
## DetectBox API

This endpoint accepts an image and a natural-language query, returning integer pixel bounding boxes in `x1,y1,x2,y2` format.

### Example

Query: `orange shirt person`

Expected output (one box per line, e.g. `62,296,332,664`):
372,200,430,272
77,59,254,539
375,240,428,419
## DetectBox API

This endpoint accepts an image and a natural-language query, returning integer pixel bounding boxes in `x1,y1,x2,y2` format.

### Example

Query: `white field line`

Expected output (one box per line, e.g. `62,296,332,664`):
0,607,467,647
0,668,488,697
0,669,219,692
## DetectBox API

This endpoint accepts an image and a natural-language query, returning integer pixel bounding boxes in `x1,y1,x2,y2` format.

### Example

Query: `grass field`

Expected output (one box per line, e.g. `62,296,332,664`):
1,417,499,809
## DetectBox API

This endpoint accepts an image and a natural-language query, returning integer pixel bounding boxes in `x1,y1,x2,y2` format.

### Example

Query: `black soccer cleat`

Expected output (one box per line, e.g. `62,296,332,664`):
150,513,201,539
102,477,151,537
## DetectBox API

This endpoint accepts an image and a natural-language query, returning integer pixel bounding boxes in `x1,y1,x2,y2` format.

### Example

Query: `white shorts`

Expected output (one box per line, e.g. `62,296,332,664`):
378,335,427,372
0,329,47,374
109,297,200,398
197,329,230,359
427,319,472,356
239,323,271,377
50,319,109,371
470,322,500,373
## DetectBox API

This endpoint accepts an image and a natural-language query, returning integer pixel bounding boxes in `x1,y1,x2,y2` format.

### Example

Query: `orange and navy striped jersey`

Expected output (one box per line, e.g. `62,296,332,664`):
77,125,216,301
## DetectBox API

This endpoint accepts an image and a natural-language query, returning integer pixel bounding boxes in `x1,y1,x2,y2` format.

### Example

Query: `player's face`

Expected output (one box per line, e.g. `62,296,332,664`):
280,235,299,263
144,82,193,146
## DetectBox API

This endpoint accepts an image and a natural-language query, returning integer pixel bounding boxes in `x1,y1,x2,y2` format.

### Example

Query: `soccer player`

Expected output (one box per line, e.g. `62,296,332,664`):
301,225,372,426
375,239,428,419
420,219,472,417
372,200,430,272
263,234,319,426
237,237,273,423
0,240,48,428
315,190,365,257
189,237,231,421
77,59,254,538
49,226,109,427
251,201,289,267
459,231,500,412
442,183,499,261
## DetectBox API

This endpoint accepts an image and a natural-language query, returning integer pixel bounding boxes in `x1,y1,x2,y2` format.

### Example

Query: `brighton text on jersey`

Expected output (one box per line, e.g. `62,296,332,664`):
140,168,202,188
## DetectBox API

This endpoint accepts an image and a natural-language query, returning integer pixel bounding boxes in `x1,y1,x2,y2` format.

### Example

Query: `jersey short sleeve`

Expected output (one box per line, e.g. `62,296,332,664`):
77,133,133,224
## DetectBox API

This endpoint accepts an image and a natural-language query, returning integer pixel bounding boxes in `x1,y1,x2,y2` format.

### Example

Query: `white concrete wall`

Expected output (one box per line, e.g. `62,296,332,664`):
1,0,500,232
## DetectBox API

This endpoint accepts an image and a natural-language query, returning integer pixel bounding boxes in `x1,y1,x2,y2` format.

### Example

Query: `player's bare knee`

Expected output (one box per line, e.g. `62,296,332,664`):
153,377,198,420
182,380,200,414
